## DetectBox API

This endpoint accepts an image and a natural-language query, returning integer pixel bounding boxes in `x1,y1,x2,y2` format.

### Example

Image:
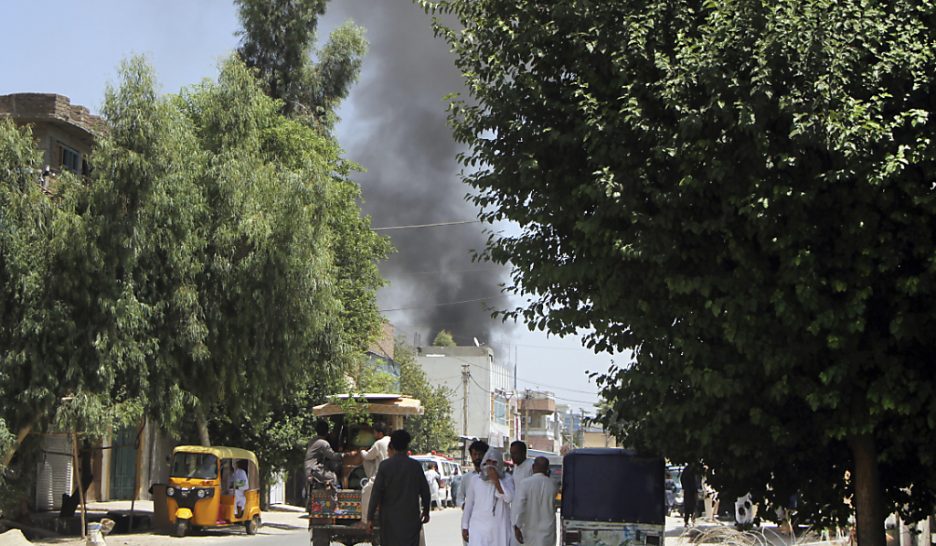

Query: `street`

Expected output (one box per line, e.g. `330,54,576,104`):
29,505,715,546
30,505,468,546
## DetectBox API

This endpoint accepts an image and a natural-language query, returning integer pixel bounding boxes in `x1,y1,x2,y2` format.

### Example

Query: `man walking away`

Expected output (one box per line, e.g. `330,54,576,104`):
512,457,557,546
360,421,390,525
509,441,533,485
680,463,700,527
368,430,431,546
425,462,442,510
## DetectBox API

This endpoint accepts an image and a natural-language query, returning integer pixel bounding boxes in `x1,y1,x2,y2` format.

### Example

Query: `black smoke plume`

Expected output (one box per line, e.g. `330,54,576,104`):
323,1,514,351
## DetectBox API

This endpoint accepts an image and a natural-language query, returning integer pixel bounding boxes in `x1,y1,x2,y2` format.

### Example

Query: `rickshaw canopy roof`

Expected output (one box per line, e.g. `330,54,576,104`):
561,448,665,524
313,394,424,417
173,445,259,468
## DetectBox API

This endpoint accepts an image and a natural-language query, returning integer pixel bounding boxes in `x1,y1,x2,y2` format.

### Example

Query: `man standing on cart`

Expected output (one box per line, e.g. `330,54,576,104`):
305,420,355,500
359,421,391,526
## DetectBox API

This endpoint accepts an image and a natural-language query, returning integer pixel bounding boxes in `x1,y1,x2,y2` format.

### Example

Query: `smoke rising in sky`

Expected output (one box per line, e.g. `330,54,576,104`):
324,1,514,350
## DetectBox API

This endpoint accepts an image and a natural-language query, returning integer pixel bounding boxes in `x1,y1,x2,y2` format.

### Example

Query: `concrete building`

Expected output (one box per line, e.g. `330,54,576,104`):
0,93,104,183
415,345,513,449
519,390,561,452
582,422,620,448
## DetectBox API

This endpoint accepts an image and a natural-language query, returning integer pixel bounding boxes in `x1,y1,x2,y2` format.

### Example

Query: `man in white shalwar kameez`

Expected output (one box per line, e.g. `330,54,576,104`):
509,441,534,486
512,457,557,546
462,447,514,546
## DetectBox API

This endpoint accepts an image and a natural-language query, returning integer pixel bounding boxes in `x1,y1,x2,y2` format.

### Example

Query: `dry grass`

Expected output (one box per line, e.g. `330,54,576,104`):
680,524,842,546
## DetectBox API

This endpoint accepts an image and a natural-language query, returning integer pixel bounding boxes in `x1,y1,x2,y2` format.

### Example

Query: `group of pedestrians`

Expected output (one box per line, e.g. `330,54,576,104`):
460,440,558,546
320,423,556,546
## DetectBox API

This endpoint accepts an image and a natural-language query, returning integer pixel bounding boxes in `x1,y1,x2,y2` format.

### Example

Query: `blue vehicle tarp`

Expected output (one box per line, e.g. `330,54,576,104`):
561,448,665,524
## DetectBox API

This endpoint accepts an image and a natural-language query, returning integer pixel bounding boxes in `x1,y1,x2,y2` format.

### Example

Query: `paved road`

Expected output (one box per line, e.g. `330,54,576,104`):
29,505,468,546
30,505,732,546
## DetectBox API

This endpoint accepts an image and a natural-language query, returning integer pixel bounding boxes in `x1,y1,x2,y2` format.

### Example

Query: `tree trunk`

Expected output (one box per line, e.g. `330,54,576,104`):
129,419,146,531
71,431,87,539
850,434,886,546
195,405,211,447
1,417,39,468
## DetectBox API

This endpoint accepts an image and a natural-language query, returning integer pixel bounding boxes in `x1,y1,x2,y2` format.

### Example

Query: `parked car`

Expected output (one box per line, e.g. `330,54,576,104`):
666,464,685,516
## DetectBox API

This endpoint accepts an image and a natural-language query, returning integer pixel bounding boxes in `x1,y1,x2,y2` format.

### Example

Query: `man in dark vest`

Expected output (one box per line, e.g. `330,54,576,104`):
680,462,700,527
304,420,344,490
367,429,431,546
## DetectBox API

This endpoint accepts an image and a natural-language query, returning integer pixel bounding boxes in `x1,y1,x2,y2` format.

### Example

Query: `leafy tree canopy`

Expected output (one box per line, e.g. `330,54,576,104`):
0,52,388,486
236,0,367,130
432,329,456,347
426,0,936,541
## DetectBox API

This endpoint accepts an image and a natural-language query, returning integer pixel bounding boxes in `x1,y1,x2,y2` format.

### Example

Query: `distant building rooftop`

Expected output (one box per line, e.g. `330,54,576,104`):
0,93,105,138
417,345,494,358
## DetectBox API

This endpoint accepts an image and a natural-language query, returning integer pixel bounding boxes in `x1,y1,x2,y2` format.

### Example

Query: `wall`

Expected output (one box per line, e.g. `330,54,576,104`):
415,346,496,444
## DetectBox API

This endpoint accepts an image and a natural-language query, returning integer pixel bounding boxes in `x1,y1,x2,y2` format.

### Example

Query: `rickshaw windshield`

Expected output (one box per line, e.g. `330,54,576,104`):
171,453,218,479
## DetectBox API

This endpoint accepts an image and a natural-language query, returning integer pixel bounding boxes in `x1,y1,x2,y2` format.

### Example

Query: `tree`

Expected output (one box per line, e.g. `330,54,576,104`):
235,0,368,130
174,57,352,445
432,329,456,347
426,1,936,543
215,0,390,466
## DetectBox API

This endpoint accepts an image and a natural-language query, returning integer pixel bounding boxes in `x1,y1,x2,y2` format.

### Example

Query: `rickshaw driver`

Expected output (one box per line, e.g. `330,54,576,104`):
233,460,249,517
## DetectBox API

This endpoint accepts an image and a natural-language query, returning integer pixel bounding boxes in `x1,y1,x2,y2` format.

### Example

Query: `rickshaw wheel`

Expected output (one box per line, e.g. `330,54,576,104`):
311,528,330,546
246,515,260,535
172,519,188,538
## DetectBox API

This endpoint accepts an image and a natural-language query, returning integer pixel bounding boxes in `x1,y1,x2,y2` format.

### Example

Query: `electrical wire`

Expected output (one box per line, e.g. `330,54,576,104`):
373,220,481,231
379,295,505,312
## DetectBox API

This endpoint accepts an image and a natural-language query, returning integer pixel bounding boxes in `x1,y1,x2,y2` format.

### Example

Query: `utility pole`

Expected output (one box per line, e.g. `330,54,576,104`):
462,363,470,464
462,363,470,436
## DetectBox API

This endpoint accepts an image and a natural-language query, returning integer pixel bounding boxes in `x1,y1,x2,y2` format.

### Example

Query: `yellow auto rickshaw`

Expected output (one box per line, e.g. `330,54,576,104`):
166,445,261,537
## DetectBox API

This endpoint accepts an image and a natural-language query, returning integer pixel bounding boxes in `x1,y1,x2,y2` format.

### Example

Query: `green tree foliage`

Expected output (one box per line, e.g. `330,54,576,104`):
0,119,92,468
216,0,389,471
432,329,456,347
235,0,368,130
427,0,936,541
0,52,388,495
0,103,161,474
396,340,455,453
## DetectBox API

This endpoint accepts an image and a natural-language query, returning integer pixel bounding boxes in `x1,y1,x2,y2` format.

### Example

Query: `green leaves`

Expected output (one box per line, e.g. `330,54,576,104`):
0,46,388,488
428,0,936,527
235,0,368,131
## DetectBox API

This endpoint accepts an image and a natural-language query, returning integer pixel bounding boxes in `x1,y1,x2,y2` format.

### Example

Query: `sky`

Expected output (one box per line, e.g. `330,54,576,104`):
0,0,624,413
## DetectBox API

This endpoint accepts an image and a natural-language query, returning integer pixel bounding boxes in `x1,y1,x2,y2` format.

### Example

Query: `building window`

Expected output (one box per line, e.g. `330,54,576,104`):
61,145,81,173
494,396,507,426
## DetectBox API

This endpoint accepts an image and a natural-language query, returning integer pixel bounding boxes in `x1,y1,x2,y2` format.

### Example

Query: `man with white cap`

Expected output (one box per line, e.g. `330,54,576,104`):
512,457,557,546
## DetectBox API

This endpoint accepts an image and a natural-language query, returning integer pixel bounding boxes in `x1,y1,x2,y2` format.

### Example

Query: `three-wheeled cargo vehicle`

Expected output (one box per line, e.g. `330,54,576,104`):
561,448,666,546
166,445,261,537
307,393,423,546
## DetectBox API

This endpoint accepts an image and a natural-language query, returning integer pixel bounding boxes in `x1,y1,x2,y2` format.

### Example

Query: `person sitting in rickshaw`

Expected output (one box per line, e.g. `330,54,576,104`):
233,459,249,517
